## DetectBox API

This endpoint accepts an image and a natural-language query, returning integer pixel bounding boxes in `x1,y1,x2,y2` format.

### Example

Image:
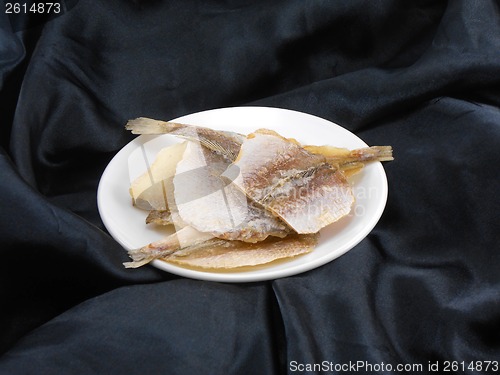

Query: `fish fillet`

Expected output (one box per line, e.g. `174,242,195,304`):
124,226,316,269
124,118,393,270
223,129,355,233
126,118,392,172
129,142,187,210
173,140,290,242
164,233,318,270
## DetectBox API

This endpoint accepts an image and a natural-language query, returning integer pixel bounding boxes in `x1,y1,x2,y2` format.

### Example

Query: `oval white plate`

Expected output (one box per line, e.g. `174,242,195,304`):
97,106,388,282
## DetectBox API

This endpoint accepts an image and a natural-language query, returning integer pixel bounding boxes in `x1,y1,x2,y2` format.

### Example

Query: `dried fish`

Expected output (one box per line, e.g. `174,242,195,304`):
124,118,393,270
223,129,355,234
305,144,393,177
124,226,214,268
126,118,392,171
128,232,318,270
124,225,316,270
127,118,291,243
166,233,318,270
172,139,291,242
126,117,244,162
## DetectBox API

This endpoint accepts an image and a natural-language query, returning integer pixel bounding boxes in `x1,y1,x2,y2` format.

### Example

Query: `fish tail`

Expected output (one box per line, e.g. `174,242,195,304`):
350,146,393,162
125,117,185,135
123,235,181,268
331,146,393,177
123,245,176,268
123,254,154,268
123,227,215,268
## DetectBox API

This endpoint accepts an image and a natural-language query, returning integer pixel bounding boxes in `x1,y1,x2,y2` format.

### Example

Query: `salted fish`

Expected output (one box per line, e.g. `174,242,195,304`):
126,119,392,236
125,229,318,269
223,129,355,234
305,144,393,177
172,139,290,242
166,233,318,269
126,117,244,162
126,118,291,243
126,117,392,173
124,118,393,269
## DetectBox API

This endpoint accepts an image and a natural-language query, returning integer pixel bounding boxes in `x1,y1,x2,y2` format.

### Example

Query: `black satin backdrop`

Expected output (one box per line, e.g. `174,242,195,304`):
1,0,499,374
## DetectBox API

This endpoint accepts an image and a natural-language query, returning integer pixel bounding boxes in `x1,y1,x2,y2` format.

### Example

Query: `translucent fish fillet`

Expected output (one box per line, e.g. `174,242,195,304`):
124,226,317,269
126,118,290,242
172,140,290,242
223,129,355,234
124,118,393,269
126,120,392,236
159,233,318,270
129,142,187,210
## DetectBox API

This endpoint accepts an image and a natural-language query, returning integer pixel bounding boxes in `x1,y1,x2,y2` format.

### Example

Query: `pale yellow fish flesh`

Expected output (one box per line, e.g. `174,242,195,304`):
165,233,318,270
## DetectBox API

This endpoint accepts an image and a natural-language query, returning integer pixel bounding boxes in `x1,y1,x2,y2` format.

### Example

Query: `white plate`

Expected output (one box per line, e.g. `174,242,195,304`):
97,106,388,282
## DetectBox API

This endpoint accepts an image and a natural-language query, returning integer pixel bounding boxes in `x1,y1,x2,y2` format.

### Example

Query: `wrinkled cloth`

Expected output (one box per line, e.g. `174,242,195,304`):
1,0,499,374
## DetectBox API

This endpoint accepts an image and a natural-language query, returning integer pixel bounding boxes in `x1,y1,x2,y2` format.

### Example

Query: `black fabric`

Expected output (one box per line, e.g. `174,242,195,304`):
1,0,499,374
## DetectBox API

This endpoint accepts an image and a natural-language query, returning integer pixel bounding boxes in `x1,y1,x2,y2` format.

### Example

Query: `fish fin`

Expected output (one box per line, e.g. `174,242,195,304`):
123,256,155,269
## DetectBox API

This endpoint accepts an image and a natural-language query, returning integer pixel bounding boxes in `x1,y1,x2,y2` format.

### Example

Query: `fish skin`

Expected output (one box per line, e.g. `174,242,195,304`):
224,129,354,234
263,164,354,233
